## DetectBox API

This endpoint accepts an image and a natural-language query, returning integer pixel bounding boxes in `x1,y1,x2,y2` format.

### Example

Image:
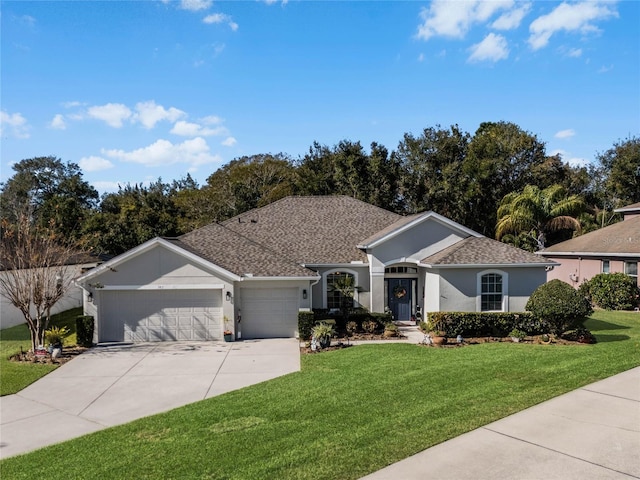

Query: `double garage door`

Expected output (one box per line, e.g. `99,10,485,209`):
100,289,223,342
240,288,299,339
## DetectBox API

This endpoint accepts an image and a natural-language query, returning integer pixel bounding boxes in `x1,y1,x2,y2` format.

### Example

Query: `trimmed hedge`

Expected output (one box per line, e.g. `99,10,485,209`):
76,315,95,347
579,273,640,310
526,279,592,334
426,311,546,337
298,311,316,341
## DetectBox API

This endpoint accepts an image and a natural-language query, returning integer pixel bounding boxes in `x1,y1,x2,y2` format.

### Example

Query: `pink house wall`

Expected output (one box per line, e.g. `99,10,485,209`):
545,257,634,288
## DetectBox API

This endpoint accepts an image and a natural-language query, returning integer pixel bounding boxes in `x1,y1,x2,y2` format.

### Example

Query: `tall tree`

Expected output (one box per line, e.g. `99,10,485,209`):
0,215,80,351
395,124,469,218
496,184,586,251
596,136,640,206
0,156,99,239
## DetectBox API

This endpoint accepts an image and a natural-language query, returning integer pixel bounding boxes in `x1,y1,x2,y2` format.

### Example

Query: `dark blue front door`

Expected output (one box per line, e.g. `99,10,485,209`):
387,278,412,321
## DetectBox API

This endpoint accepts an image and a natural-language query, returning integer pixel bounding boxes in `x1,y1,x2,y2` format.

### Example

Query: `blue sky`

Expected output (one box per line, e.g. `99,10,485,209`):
2,0,638,196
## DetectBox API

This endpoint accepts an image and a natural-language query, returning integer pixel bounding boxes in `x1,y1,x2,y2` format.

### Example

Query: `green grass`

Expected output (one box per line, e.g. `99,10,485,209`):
0,308,81,396
1,311,639,479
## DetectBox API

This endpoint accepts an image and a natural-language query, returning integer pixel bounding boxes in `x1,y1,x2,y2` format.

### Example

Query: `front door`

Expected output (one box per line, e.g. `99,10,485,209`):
387,278,412,321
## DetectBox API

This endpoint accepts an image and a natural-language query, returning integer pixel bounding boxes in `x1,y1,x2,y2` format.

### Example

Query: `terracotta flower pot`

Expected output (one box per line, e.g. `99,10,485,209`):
432,336,447,345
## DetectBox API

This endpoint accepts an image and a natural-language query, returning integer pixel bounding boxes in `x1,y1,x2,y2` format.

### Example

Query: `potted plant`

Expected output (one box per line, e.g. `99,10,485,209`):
509,328,526,343
383,322,399,338
223,316,233,342
311,322,335,349
45,326,69,353
430,330,447,345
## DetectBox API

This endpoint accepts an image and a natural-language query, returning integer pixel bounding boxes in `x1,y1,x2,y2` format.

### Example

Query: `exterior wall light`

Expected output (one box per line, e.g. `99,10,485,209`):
226,291,232,301
302,289,307,299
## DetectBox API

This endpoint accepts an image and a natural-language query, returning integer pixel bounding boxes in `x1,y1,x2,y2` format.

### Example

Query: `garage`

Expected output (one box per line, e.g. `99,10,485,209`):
100,289,223,342
240,288,299,339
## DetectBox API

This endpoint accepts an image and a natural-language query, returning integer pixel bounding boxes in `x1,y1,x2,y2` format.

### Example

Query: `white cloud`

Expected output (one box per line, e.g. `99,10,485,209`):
170,120,229,137
555,129,576,139
203,13,239,31
49,114,66,130
468,33,509,63
179,0,212,12
491,3,531,30
87,103,132,128
528,1,618,50
91,181,121,193
134,100,185,129
202,115,224,125
222,136,237,147
416,0,515,40
62,101,84,108
598,64,614,73
418,53,425,62
567,156,589,168
0,110,30,139
102,137,222,168
79,155,114,172
566,47,583,58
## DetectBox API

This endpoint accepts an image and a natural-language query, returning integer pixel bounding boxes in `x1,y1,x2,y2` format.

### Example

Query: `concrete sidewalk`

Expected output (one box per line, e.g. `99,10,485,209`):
363,366,640,480
0,338,300,459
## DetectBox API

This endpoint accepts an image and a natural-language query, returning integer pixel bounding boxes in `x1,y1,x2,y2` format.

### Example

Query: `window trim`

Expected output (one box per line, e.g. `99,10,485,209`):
625,261,638,278
476,270,509,312
602,260,610,274
322,269,359,310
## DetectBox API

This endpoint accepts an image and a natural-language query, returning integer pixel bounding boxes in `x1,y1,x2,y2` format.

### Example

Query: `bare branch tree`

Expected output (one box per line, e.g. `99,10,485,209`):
0,214,79,351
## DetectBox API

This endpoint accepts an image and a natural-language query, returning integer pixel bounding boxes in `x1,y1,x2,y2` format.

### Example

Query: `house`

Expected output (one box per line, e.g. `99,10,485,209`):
76,196,553,343
0,253,104,330
538,202,640,288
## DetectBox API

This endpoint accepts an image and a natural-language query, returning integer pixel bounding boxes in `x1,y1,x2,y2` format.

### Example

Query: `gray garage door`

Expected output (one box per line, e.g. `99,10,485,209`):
240,288,299,339
100,289,223,342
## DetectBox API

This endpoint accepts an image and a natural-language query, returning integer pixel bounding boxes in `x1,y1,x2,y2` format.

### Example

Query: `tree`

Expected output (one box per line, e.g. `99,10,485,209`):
0,156,98,240
395,125,469,218
496,184,586,250
595,136,640,206
0,215,79,351
296,140,402,211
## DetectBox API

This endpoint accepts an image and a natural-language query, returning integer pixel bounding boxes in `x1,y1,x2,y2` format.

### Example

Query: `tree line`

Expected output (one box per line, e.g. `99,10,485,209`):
1,121,638,256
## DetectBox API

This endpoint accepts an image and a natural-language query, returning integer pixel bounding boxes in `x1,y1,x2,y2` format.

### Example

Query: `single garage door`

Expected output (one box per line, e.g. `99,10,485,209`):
100,289,223,342
241,288,299,339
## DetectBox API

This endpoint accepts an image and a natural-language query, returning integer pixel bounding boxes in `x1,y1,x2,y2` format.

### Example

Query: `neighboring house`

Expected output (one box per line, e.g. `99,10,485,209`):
538,202,640,288
76,196,553,343
0,254,104,330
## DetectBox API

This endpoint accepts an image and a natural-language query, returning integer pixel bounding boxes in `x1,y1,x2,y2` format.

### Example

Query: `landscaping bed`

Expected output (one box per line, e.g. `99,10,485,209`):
8,345,88,366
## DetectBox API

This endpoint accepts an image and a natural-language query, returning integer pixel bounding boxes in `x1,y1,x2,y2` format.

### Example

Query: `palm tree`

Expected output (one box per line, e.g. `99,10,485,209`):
496,184,585,251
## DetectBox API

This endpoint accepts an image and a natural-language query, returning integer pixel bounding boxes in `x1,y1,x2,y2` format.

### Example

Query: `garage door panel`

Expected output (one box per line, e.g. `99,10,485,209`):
101,290,222,342
241,288,299,339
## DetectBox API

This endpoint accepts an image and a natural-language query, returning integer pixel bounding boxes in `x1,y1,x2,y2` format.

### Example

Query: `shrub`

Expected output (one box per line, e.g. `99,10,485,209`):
76,315,95,347
383,323,399,337
345,321,358,336
426,312,543,337
311,322,335,349
362,320,377,334
579,273,640,310
298,311,316,340
44,326,70,347
526,280,593,334
508,328,526,340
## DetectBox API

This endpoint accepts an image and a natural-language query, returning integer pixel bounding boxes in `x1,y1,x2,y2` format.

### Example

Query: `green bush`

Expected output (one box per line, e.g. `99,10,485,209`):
298,311,316,340
426,312,543,337
44,326,70,347
362,320,377,334
526,280,593,334
76,315,94,347
579,273,640,310
561,327,597,344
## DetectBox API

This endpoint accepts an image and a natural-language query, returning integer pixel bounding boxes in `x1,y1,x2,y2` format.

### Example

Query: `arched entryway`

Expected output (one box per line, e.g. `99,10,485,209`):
384,265,418,321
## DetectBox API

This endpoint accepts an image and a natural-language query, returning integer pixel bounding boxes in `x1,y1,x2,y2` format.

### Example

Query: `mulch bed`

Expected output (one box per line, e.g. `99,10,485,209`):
301,334,590,354
9,345,88,365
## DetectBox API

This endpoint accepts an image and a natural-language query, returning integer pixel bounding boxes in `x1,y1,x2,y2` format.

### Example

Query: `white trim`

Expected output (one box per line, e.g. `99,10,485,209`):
357,211,482,249
241,276,320,281
421,262,556,269
537,251,640,258
476,269,509,312
76,237,242,284
322,268,359,309
98,284,224,291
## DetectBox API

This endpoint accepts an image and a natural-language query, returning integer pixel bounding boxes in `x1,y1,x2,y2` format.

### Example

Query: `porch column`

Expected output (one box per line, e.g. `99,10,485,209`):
368,254,385,313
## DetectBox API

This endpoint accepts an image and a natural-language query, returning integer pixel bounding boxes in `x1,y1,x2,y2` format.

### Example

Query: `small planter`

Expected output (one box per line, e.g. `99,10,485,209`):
511,337,521,343
223,333,234,342
431,336,447,346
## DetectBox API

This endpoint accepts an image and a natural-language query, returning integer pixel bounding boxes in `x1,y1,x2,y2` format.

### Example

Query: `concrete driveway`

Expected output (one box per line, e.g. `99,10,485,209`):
0,338,300,459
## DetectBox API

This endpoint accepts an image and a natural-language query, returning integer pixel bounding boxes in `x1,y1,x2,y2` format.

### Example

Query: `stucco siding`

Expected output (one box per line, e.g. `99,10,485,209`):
546,256,638,288
370,219,465,265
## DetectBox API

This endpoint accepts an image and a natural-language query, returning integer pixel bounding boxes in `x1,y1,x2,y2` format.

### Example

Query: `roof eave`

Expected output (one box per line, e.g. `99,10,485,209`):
420,262,558,269
537,251,640,258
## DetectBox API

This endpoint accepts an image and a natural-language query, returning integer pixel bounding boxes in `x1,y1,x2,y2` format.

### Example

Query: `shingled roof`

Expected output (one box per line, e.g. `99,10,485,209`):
220,196,402,264
175,222,316,278
539,215,640,256
422,237,553,266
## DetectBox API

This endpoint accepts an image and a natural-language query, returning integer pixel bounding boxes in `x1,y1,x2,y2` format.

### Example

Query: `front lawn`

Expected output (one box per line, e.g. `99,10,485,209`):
0,308,81,396
1,310,639,479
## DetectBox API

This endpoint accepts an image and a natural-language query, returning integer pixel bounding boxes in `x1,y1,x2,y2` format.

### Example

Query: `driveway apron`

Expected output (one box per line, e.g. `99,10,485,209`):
0,338,300,459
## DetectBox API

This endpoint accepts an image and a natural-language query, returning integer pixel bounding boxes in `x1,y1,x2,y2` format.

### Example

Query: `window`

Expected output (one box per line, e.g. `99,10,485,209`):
625,262,638,278
326,271,355,310
385,266,418,274
602,260,610,273
481,273,503,311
